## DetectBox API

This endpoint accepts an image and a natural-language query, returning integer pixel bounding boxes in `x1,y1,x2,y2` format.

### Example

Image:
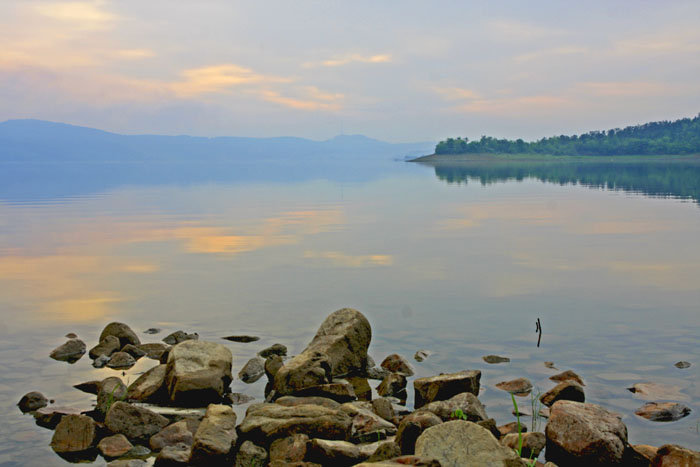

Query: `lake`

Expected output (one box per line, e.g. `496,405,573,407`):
1,155,699,465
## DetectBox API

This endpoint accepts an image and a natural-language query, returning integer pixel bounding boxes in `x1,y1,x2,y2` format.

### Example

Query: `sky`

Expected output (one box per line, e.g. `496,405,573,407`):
1,0,699,142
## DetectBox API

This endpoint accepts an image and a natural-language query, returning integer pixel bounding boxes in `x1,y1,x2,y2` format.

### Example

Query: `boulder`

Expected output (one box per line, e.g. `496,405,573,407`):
128,364,167,402
270,433,309,463
49,338,86,363
97,377,128,417
483,355,510,364
540,382,585,407
89,335,121,359
259,343,288,358
190,404,237,462
629,444,657,462
422,391,488,422
138,343,170,360
122,344,147,360
634,402,691,422
50,414,96,453
273,308,371,396
239,357,265,383
234,441,268,467
163,330,198,345
502,432,546,459
415,420,525,466
377,373,408,399
150,419,197,451
275,395,340,409
98,434,133,458
347,376,372,401
381,354,414,376
154,442,191,465
107,351,137,369
306,439,368,466
651,444,700,466
545,400,627,465
414,370,481,408
164,340,233,406
396,410,442,455
549,370,585,386
238,402,352,444
478,418,502,440
17,391,48,413
495,377,533,395
100,322,140,348
105,401,169,442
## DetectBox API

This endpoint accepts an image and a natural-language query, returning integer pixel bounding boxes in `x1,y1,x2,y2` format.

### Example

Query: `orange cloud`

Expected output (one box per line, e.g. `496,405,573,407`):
309,53,392,68
304,251,393,267
33,1,117,30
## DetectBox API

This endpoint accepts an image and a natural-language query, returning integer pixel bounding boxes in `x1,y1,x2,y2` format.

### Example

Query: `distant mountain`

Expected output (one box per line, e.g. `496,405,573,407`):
0,119,434,162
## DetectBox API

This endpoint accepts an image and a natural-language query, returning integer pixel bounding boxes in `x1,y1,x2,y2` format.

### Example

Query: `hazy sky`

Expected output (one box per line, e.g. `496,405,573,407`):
1,1,699,141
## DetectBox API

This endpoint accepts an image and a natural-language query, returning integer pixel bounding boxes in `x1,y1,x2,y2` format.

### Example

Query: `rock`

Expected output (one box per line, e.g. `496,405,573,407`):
307,438,368,466
275,395,341,409
17,391,48,413
93,355,111,368
483,355,511,364
238,402,352,444
372,397,396,422
138,343,170,360
545,400,627,466
97,377,128,417
396,410,442,455
634,402,691,422
502,432,546,459
265,355,284,381
190,404,237,462
33,405,84,429
414,370,481,408
629,444,657,462
355,456,441,466
98,434,133,458
478,418,502,440
377,373,408,399
415,420,525,466
125,445,151,458
223,335,260,343
239,357,265,383
273,308,371,396
105,401,169,442
235,440,268,467
163,330,198,345
155,442,191,465
651,444,700,465
414,350,432,362
422,392,488,422
74,380,102,395
549,370,585,386
674,361,691,369
49,338,86,363
381,354,414,376
89,335,121,359
367,366,390,380
270,433,309,463
100,322,141,348
495,377,533,395
107,351,137,369
144,328,161,334
122,343,147,360
65,332,78,338
540,382,585,407
347,376,372,401
50,414,96,453
340,402,397,443
368,441,402,462
165,340,233,406
227,392,255,405
294,382,357,403
259,343,288,358
627,382,688,402
544,362,557,369
108,460,147,467
128,364,167,402
150,419,198,451
498,421,528,437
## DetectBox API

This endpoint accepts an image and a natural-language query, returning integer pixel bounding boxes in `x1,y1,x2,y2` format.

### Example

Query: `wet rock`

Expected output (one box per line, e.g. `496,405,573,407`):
540,381,585,407
414,370,481,408
396,411,442,454
223,335,260,343
93,355,110,368
150,419,197,451
273,308,371,396
238,402,352,444
122,344,147,360
275,395,341,409
239,357,265,383
97,377,128,417
371,397,396,423
634,402,691,422
107,351,137,369
265,355,284,381
190,404,237,462
105,401,169,442
340,402,397,443
100,322,141,348
144,328,161,335
377,373,408,399
495,377,533,395
498,421,527,437
414,350,432,362
294,381,357,403
381,354,414,376
128,364,167,402
50,414,96,453
502,432,546,459
17,391,48,413
549,369,585,386
50,338,86,363
544,361,557,369
234,441,268,467
227,393,255,405
307,438,368,466
163,330,198,345
74,380,101,395
164,340,233,406
483,355,510,364
89,335,121,359
270,433,309,463
33,405,84,429
259,343,288,358
545,400,627,466
367,441,402,462
651,444,700,465
154,442,191,465
137,343,170,360
422,392,488,422
627,382,688,402
674,361,691,369
415,420,524,467
98,434,133,458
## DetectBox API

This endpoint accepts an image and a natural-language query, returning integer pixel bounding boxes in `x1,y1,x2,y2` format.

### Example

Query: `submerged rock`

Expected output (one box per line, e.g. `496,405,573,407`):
413,370,481,408
674,361,691,369
482,355,510,364
100,322,140,348
17,391,48,413
50,414,96,453
223,335,260,343
239,357,265,383
144,328,161,335
50,338,86,363
89,335,121,359
495,377,533,395
634,402,691,422
414,350,432,362
540,381,585,407
627,382,688,402
163,330,198,345
549,369,585,386
380,354,414,376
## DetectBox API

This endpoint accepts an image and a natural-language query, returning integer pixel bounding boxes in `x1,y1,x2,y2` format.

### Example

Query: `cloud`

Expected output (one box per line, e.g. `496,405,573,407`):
575,81,676,97
304,251,393,267
33,1,117,30
304,53,392,68
514,46,588,63
170,64,291,97
454,95,570,115
116,49,155,60
258,87,343,111
486,19,565,41
433,87,481,101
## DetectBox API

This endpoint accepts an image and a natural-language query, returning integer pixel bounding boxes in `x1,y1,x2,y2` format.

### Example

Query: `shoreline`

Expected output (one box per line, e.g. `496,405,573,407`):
409,153,700,163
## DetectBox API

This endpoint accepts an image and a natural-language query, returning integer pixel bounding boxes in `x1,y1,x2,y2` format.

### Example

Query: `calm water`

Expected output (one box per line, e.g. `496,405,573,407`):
1,156,699,465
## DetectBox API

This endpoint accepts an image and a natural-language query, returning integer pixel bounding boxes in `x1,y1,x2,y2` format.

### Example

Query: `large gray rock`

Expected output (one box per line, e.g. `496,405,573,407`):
190,404,237,462
89,335,121,359
164,340,233,406
50,414,96,453
422,392,488,422
100,322,140,348
105,401,169,442
414,370,481,408
128,364,167,402
238,402,352,444
415,420,525,466
545,400,628,466
273,308,371,396
49,338,86,363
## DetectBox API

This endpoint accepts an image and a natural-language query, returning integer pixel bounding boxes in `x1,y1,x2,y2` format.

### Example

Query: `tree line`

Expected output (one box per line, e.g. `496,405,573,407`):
435,114,700,156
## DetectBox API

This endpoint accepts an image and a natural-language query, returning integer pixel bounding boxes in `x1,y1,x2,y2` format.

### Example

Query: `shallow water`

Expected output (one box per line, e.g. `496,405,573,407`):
1,157,699,465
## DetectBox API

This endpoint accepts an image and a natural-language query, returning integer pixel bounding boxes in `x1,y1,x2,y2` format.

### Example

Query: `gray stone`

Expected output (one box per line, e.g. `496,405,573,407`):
549,370,585,386
227,392,255,405
414,350,432,362
105,401,170,442
128,364,167,402
190,404,237,462
674,361,691,369
275,395,340,409
144,328,161,334
234,441,268,467
223,335,260,343
107,460,147,467
540,382,585,407
17,391,48,413
371,397,396,422
414,370,481,408
239,357,265,383
100,322,140,348
89,335,121,359
98,434,133,458
33,405,84,429
163,330,198,345
367,441,401,462
107,351,137,369
265,355,284,380
340,402,397,443
74,380,101,395
49,338,86,363
422,391,488,422
294,381,357,402
50,414,96,453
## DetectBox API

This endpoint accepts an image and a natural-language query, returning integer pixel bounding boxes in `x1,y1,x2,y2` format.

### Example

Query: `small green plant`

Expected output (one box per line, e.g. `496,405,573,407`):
511,393,537,467
451,408,468,420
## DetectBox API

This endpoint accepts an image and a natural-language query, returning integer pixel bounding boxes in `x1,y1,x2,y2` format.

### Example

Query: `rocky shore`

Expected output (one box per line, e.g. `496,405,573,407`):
19,308,699,466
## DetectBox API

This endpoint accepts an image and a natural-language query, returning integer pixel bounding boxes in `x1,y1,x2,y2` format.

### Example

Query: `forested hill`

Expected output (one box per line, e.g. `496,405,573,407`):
435,114,700,156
